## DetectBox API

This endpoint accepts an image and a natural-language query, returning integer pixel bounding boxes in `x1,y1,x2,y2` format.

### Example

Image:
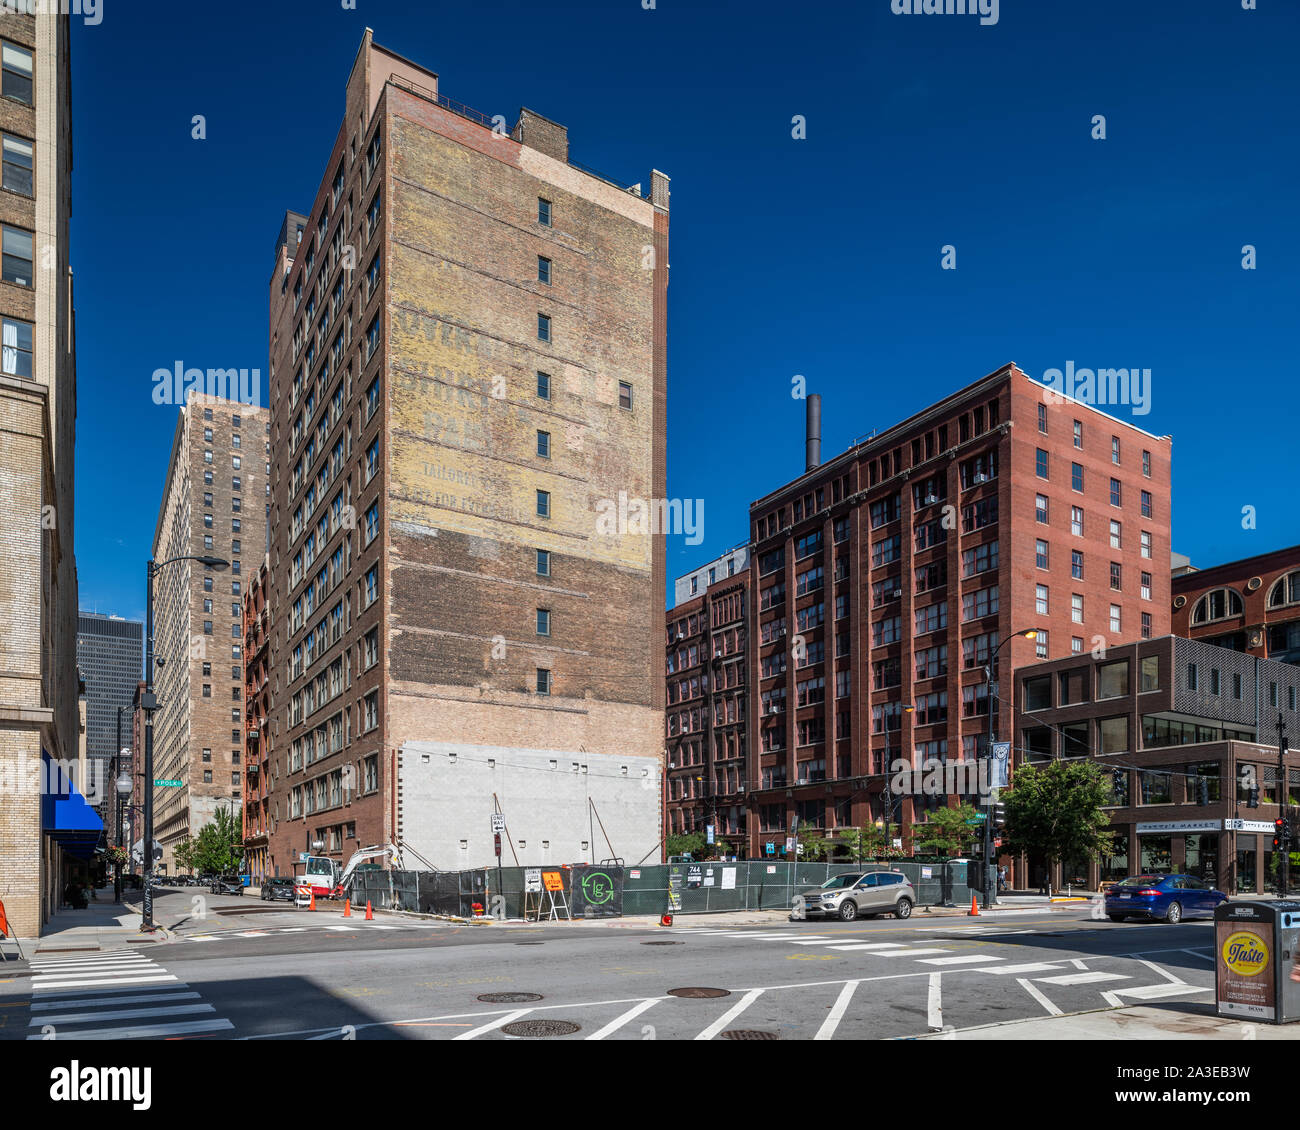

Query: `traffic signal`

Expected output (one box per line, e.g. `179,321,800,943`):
1196,778,1209,806
992,802,1007,829
1248,786,1260,809
967,861,986,893
1274,819,1284,850
1285,819,1294,846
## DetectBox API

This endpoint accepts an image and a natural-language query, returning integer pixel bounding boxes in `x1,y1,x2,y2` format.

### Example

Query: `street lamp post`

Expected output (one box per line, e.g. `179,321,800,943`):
114,707,125,902
142,553,229,931
982,628,1040,909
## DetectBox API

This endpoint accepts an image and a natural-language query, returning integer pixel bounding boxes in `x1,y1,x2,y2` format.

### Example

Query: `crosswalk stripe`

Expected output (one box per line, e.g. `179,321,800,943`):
32,975,179,991
24,981,186,1002
25,1018,234,1040
1035,971,1129,986
826,943,910,951
973,963,1063,975
918,955,1003,966
1108,983,1211,1000
30,1003,215,1026
30,961,154,974
870,948,951,957
31,991,201,1011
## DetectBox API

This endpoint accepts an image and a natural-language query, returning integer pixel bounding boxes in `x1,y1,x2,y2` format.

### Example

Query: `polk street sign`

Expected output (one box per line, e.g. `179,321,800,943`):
154,779,183,787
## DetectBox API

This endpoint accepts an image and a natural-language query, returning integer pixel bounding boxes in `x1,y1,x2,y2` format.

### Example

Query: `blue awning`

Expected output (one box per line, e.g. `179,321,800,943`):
41,751,104,860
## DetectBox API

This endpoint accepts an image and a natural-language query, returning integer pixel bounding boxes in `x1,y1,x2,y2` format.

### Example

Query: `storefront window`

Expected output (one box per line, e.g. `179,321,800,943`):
1099,716,1128,754
1140,835,1172,873
1100,844,1130,882
1184,834,1219,886
1236,835,1257,894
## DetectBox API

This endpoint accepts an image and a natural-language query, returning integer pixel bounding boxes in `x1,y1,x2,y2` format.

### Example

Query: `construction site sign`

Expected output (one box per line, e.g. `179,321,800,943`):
524,868,542,893
542,870,565,892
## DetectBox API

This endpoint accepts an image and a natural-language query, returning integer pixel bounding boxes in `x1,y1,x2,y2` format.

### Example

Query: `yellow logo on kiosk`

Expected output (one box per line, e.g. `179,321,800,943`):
1222,931,1269,977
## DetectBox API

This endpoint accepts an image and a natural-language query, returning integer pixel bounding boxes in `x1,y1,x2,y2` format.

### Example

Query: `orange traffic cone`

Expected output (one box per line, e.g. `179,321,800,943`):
968,894,980,916
342,899,351,918
365,900,374,921
309,891,316,911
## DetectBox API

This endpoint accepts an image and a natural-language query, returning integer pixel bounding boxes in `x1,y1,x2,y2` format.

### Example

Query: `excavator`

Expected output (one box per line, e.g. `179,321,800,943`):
328,840,437,899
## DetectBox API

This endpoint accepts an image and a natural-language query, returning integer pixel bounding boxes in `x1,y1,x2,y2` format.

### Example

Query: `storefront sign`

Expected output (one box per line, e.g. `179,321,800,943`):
1225,819,1275,833
1136,820,1222,834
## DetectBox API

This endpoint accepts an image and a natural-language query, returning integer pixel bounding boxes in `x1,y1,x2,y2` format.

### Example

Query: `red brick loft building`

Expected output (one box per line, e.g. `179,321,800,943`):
744,365,1173,869
1172,543,1300,667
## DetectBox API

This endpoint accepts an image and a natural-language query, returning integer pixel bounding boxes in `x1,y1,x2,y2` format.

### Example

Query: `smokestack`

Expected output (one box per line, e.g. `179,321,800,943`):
805,394,822,472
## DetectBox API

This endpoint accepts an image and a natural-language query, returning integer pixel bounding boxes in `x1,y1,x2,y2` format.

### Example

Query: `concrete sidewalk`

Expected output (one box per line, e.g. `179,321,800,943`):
913,1002,1294,1040
4,884,184,958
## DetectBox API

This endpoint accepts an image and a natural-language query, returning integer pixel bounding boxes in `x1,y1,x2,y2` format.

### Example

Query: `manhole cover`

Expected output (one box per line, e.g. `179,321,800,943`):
477,992,543,1003
721,1029,779,1040
642,940,683,946
667,987,730,999
501,1019,580,1037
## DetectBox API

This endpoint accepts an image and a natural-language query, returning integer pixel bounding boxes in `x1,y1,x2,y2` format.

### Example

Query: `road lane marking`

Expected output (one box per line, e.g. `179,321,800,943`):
826,943,910,951
455,1009,535,1041
695,989,765,1041
1104,983,1212,1002
1017,978,1064,1016
919,955,1002,966
1069,958,1088,970
585,998,660,1040
927,973,943,1030
1181,948,1214,962
973,963,1063,975
30,991,200,1011
1035,972,1128,986
871,948,951,957
814,981,859,1041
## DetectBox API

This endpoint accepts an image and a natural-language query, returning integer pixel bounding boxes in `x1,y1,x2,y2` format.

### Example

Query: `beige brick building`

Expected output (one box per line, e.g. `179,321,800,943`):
150,398,267,870
263,32,668,875
0,10,81,938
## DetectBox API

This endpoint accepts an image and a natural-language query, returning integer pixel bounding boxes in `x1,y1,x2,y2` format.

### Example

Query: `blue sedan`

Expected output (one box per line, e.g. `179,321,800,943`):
1105,874,1227,923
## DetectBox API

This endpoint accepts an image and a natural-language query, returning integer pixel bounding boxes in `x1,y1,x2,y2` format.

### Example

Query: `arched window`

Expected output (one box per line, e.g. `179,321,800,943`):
1191,587,1243,625
1267,571,1300,610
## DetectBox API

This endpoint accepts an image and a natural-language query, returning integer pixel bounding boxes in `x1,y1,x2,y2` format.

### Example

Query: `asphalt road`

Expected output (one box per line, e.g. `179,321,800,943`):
0,892,1219,1041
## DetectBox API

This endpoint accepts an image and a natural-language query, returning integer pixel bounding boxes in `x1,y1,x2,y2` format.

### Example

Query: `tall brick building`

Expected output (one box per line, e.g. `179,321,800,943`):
0,10,81,937
745,365,1173,862
151,398,268,870
665,546,751,851
263,32,668,876
242,555,271,881
1172,544,1300,667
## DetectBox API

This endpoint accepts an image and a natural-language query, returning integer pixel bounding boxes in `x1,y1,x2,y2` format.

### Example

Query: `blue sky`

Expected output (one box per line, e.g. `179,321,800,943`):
70,0,1299,620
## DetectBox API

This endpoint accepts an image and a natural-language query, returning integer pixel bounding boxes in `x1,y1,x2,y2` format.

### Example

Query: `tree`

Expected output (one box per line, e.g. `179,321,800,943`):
173,837,197,874
798,835,835,862
666,832,705,860
1002,760,1116,879
913,804,981,857
192,807,243,875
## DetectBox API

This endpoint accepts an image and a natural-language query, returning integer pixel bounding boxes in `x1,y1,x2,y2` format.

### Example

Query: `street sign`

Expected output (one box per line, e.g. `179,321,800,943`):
154,779,182,787
765,842,775,855
970,812,988,821
490,813,505,834
524,868,542,893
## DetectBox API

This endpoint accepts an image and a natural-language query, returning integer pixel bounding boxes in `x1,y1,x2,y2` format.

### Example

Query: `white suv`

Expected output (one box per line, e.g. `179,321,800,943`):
792,871,916,921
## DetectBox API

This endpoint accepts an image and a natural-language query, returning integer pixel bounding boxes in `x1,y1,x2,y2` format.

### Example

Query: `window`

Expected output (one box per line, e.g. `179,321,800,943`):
536,430,550,458
914,602,947,635
619,381,633,410
1268,572,1300,609
962,585,999,621
536,668,551,695
538,198,552,226
1,133,32,196
537,371,551,400
1071,593,1084,623
1035,631,1048,659
1035,584,1049,615
1141,490,1152,518
1141,572,1152,600
1100,717,1129,755
2,42,32,105
962,540,998,577
1035,494,1048,524
536,549,550,576
1109,520,1122,549
538,256,551,285
1110,478,1122,507
1035,540,1048,569
1191,587,1243,624
1110,562,1123,591
1,224,32,286
1072,636,1083,654
1037,403,1047,433
1073,420,1082,448
1110,604,1122,634
1071,463,1083,491
536,490,550,518
1070,506,1083,536
1071,550,1084,580
537,313,551,342
1024,676,1051,712
1035,448,1049,479
1140,530,1152,559
0,316,32,377
1098,660,1129,698
536,609,550,636
1111,436,1121,464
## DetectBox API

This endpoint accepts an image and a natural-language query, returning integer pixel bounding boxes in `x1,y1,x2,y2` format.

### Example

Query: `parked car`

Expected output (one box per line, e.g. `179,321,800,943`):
210,875,245,896
791,871,916,921
261,877,297,902
1104,874,1227,923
